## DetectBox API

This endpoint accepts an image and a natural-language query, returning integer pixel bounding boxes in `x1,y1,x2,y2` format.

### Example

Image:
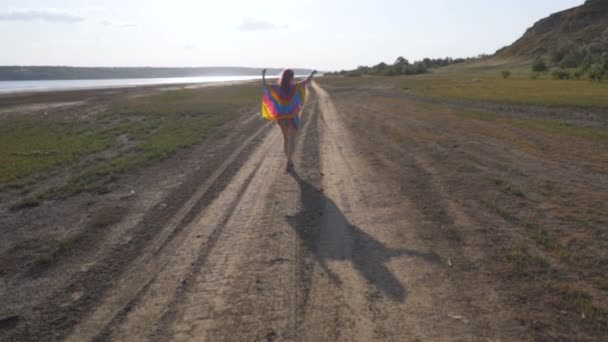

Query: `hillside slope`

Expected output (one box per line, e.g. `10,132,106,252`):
497,0,608,57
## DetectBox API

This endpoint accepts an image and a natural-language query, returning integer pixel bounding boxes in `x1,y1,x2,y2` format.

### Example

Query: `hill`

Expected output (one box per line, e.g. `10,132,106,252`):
0,66,313,81
496,0,608,58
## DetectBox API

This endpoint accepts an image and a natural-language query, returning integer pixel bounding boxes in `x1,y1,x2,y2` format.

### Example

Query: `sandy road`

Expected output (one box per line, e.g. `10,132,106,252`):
63,83,506,341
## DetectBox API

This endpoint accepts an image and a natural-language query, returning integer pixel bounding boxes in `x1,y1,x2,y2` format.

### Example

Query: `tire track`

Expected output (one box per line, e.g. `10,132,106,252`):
66,122,274,341
155,91,323,342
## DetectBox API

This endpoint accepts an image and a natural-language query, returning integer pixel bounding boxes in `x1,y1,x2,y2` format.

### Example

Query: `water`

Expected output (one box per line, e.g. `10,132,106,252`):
0,75,281,94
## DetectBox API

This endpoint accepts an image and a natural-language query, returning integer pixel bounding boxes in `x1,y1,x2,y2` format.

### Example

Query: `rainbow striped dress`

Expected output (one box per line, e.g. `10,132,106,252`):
261,80,308,128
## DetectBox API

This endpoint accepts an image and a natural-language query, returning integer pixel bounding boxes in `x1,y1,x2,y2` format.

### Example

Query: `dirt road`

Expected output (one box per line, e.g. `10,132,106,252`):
31,82,498,341
3,81,605,341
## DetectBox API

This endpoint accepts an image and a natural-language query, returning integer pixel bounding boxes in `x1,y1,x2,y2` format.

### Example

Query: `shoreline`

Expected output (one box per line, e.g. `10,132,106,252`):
0,79,261,110
0,77,265,96
0,74,308,95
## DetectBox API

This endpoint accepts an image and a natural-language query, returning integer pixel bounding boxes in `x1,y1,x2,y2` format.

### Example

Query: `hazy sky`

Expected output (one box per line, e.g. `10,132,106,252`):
0,0,584,70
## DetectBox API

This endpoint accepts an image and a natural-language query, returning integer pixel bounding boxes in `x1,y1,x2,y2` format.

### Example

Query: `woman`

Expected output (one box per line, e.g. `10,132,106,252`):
262,68,317,171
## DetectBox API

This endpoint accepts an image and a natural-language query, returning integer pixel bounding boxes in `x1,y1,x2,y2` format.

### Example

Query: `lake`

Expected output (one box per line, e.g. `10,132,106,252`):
0,75,283,94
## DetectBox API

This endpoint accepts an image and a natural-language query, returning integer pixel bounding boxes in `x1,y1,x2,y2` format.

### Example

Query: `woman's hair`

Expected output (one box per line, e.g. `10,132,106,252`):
278,68,295,95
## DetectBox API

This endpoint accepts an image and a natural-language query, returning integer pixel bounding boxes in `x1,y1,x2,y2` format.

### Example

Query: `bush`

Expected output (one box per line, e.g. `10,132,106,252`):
530,72,540,80
551,69,571,80
532,57,548,72
560,48,586,68
588,63,606,81
501,71,511,79
551,46,569,64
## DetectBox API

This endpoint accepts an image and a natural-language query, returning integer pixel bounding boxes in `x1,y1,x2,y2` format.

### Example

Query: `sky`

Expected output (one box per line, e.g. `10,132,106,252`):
0,0,585,71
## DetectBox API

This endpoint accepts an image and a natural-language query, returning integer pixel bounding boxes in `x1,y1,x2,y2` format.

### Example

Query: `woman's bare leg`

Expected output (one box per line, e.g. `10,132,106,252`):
279,123,289,157
286,126,296,165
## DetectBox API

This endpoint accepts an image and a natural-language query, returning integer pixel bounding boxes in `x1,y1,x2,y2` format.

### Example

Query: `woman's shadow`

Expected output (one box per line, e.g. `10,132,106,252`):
286,169,440,303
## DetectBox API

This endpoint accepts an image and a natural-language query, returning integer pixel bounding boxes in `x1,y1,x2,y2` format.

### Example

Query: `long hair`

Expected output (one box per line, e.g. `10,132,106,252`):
278,68,295,95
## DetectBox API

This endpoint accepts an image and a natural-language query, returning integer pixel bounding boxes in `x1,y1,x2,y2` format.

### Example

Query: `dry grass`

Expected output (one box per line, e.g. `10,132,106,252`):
319,75,608,338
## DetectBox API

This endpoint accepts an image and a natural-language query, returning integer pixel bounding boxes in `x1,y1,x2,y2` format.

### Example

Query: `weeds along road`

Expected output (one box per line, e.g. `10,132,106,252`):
56,82,526,341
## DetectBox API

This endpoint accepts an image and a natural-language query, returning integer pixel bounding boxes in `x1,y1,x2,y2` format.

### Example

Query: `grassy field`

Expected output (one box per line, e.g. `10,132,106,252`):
318,75,608,338
1,83,261,208
457,109,608,142
323,59,608,108
399,73,608,107
0,119,115,186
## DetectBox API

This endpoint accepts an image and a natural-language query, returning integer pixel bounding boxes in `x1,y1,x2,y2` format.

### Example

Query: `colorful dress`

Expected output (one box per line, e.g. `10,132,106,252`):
261,80,308,129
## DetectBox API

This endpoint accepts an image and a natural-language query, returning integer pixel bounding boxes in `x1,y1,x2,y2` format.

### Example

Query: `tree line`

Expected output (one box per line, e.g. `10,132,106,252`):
325,55,488,77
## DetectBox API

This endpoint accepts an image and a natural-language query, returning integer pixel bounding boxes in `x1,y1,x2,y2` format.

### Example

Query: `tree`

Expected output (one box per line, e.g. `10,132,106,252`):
532,57,548,72
551,44,570,64
422,58,431,68
560,48,586,68
394,56,409,66
413,62,427,74
372,62,388,74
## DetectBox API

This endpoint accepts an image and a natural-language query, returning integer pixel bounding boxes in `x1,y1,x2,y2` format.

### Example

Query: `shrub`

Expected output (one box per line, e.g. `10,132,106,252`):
532,57,548,72
560,48,586,68
501,70,511,79
588,63,606,81
530,72,540,80
551,69,571,80
551,46,569,64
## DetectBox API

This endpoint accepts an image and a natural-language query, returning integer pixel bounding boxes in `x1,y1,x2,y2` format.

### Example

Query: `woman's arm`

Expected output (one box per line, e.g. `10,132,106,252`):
305,70,317,83
298,70,317,86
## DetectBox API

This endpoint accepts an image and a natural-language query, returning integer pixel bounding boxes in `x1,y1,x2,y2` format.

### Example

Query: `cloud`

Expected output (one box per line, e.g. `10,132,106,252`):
0,9,84,23
238,17,277,31
99,19,136,28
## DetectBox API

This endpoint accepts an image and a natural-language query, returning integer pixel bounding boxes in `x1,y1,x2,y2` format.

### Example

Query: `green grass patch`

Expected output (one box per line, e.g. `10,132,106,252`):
491,176,525,197
111,84,261,116
457,108,608,144
444,227,463,243
525,222,559,250
485,201,517,222
396,69,608,107
9,195,43,211
2,83,261,205
484,200,560,251
511,118,608,143
459,110,498,122
577,219,595,230
27,205,127,271
0,117,116,187
29,235,80,271
505,244,554,279
32,254,53,268
545,284,608,335
594,278,608,292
